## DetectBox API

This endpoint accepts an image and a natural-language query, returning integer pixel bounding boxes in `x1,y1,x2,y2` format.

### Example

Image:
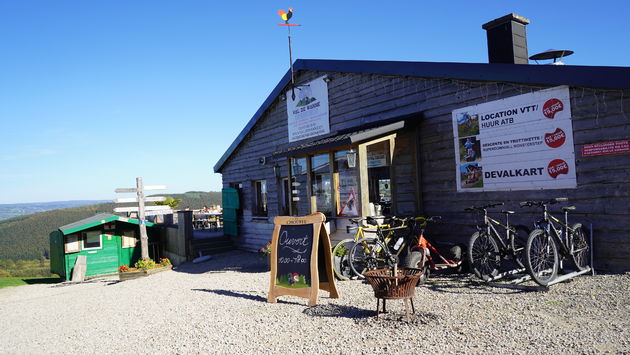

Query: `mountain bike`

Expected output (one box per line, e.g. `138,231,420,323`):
345,217,409,279
465,203,530,281
402,216,465,284
332,217,399,280
520,198,590,286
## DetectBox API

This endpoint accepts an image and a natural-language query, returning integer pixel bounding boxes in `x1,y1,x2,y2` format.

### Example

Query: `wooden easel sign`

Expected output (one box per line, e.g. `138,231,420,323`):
267,212,339,306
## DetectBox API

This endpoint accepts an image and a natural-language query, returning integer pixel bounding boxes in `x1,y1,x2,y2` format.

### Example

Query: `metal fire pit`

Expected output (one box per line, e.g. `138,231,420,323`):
363,268,423,321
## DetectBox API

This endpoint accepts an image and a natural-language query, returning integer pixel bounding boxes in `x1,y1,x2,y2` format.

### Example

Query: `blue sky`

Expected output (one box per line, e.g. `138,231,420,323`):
0,1,628,204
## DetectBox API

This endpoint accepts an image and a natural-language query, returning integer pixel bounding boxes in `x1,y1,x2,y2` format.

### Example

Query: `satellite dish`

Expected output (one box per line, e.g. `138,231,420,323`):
529,49,574,65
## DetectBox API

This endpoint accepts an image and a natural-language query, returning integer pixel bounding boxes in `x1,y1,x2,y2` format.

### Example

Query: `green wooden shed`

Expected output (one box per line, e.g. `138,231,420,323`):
49,213,160,280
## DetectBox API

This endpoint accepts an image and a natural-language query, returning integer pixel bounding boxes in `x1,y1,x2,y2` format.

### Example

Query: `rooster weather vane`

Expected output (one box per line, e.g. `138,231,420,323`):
277,8,301,100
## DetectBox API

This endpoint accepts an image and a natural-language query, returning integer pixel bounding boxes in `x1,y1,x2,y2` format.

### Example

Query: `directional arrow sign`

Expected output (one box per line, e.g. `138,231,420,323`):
113,205,172,213
115,188,137,193
144,185,167,190
113,196,166,203
144,209,174,216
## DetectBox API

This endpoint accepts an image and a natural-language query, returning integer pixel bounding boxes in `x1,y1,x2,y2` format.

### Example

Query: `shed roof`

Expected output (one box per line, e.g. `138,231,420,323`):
214,59,630,173
58,213,155,235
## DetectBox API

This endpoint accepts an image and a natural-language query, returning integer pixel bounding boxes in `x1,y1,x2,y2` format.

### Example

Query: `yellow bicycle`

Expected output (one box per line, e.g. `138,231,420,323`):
332,217,408,280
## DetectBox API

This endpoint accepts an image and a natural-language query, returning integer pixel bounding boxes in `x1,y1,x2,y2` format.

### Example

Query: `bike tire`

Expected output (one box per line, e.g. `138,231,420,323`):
468,231,501,281
525,229,559,286
403,250,430,285
569,223,590,271
331,239,355,281
510,225,530,269
348,237,388,279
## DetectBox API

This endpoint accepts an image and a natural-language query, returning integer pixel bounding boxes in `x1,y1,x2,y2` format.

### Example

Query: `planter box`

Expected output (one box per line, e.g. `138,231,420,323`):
118,264,172,281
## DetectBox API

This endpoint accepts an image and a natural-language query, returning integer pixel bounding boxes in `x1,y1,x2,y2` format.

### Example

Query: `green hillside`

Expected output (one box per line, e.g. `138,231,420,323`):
0,191,221,261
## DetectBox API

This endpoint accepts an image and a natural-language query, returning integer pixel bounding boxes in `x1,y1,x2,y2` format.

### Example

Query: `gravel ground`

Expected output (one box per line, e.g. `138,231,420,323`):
0,250,628,354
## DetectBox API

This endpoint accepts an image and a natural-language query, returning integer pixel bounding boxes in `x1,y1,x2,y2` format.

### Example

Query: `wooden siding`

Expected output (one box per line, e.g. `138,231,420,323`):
220,70,630,271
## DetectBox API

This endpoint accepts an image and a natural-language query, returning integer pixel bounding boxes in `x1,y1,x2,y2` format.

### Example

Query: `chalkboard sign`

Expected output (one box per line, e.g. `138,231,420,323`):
267,213,339,306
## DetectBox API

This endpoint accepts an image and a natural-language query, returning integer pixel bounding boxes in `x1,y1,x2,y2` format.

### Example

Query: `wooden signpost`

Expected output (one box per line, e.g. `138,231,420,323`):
114,177,169,259
267,212,339,306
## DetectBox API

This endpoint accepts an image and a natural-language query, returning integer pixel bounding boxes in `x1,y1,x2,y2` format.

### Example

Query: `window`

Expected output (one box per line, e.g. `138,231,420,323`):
254,180,267,216
121,230,137,249
290,157,308,216
65,234,81,254
286,134,396,217
82,231,102,250
334,150,360,216
310,153,333,216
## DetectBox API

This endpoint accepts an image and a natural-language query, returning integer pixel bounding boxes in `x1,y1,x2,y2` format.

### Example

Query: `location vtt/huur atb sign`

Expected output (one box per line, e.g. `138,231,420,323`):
452,86,576,192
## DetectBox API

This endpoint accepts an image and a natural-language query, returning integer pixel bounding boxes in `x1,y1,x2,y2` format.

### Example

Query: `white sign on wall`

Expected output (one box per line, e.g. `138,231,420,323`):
452,86,577,192
286,76,330,142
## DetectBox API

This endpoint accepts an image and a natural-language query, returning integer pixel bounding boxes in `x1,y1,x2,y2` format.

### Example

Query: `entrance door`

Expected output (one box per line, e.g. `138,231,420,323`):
222,187,241,237
366,141,392,215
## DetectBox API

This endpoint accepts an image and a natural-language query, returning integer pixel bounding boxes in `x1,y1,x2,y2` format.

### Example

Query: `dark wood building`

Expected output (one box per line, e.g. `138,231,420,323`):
215,15,630,271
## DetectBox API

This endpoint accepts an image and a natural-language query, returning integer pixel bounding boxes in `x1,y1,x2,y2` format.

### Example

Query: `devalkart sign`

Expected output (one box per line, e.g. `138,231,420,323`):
452,86,577,192
286,76,330,142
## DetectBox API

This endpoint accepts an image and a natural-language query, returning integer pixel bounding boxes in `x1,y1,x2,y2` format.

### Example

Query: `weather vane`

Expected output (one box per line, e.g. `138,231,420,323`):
278,8,301,100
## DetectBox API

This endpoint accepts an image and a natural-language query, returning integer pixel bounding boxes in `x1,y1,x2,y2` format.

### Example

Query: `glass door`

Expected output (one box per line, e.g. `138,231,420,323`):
366,141,391,215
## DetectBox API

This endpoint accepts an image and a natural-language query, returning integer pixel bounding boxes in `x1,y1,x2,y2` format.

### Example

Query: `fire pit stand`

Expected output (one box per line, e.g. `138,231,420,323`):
363,268,423,322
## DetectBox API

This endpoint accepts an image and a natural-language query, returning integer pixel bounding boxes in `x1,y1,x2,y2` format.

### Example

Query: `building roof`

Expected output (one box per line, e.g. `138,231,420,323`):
214,59,630,173
58,213,155,235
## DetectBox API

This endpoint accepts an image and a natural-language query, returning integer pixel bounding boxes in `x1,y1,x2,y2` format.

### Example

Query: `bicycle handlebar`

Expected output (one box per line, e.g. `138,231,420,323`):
464,202,504,212
520,197,569,208
346,215,440,233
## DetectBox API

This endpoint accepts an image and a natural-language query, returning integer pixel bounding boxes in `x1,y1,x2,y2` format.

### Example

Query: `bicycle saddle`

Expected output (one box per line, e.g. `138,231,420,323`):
501,210,515,214
562,206,576,212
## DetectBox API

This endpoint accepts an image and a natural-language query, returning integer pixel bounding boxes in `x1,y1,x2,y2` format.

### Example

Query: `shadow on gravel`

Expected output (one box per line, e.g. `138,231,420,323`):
354,310,441,325
51,278,120,288
23,278,63,285
173,251,269,275
424,276,541,295
304,304,442,325
192,288,303,306
303,304,374,319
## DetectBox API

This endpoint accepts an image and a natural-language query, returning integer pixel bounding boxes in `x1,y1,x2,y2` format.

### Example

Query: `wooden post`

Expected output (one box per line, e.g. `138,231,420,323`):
136,177,149,259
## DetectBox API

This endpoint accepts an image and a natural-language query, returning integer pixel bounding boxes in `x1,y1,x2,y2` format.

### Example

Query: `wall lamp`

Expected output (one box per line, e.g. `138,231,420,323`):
323,76,333,83
346,149,357,168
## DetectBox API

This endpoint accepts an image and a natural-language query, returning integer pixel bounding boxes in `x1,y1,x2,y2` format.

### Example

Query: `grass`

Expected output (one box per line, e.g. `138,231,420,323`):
0,276,62,289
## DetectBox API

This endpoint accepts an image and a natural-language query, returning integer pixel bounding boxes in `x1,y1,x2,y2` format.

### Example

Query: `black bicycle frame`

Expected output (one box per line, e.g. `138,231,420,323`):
541,206,573,257
478,210,512,251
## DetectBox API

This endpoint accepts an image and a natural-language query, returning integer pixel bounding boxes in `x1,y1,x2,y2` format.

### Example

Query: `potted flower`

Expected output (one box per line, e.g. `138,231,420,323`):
118,257,173,281
259,242,272,269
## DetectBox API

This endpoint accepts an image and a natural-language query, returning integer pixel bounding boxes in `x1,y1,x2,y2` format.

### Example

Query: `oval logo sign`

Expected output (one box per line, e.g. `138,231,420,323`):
547,159,569,179
544,128,567,148
543,98,564,119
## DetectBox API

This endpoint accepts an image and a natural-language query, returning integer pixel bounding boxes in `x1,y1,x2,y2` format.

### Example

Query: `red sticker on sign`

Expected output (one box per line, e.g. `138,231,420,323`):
544,128,567,148
547,159,569,179
543,98,564,119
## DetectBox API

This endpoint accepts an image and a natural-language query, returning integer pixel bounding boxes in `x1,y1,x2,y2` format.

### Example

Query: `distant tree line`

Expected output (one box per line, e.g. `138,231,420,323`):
0,258,53,277
0,191,221,262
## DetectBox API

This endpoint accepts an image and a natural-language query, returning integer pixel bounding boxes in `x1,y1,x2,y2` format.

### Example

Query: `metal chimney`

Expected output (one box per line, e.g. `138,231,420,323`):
482,13,530,64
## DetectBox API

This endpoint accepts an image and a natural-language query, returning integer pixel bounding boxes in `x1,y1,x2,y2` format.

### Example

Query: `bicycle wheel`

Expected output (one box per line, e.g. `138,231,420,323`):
348,237,388,279
332,239,355,281
569,223,589,271
468,231,501,281
525,229,558,286
510,225,530,269
403,250,430,285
